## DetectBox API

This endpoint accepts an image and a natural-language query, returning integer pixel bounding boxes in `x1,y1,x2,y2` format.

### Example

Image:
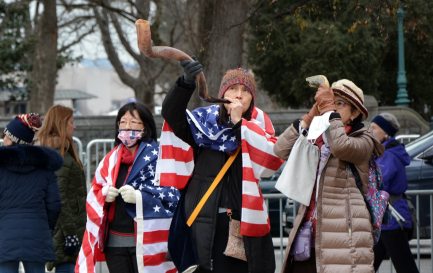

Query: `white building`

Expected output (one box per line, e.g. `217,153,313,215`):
56,59,136,116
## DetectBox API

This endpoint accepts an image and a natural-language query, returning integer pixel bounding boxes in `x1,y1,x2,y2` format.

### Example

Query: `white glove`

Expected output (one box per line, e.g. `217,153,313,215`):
119,185,137,204
105,186,119,203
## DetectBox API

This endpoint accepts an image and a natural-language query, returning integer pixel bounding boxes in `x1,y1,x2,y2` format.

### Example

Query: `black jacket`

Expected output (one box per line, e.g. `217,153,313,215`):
162,77,275,273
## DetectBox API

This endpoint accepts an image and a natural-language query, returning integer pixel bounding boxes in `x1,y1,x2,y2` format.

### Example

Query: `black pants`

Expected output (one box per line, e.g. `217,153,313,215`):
105,247,138,273
195,213,248,273
374,229,419,273
287,249,316,273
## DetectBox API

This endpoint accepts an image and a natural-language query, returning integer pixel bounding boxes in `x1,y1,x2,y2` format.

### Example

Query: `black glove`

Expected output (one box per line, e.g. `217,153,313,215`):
180,59,203,85
64,234,80,256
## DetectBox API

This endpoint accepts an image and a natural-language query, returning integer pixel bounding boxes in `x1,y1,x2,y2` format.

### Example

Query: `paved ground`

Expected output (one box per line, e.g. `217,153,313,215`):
20,249,432,272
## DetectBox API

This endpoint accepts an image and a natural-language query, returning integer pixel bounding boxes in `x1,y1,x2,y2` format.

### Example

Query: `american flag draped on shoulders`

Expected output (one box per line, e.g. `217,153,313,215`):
76,140,179,273
155,105,283,237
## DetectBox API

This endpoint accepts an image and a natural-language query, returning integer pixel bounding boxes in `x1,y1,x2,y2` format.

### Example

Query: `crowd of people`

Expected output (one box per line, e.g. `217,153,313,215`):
0,59,419,273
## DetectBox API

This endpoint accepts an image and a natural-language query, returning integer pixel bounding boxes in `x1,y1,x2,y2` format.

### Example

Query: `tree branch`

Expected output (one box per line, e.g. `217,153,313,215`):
109,12,140,60
58,24,97,53
93,6,136,87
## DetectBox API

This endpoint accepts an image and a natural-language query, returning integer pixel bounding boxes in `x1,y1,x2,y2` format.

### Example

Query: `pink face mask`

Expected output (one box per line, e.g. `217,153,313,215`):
117,130,143,147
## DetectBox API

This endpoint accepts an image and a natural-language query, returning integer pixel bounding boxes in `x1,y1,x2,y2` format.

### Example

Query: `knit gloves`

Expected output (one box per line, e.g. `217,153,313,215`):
180,59,203,85
64,235,80,256
105,186,119,203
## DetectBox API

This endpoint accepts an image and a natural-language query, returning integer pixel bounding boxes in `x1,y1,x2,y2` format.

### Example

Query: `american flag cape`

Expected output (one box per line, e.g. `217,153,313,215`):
155,105,283,237
75,141,179,273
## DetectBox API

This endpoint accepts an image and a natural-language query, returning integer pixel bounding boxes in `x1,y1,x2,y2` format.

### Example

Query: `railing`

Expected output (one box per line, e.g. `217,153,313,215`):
85,139,115,189
396,134,420,144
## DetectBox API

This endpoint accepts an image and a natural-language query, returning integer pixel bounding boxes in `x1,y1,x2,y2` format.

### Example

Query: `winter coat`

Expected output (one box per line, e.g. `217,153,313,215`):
0,145,62,262
51,148,86,266
274,117,383,273
162,77,276,273
376,138,412,230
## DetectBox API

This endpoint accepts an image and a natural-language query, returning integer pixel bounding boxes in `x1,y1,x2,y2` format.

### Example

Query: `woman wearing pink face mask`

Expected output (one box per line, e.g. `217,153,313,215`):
76,102,179,273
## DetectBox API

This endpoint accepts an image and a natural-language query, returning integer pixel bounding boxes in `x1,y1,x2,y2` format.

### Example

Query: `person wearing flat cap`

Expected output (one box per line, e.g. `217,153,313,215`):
0,113,62,273
370,113,419,273
274,79,384,273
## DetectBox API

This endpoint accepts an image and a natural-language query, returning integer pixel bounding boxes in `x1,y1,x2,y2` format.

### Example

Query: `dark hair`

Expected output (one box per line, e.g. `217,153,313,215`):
114,102,157,145
217,99,254,124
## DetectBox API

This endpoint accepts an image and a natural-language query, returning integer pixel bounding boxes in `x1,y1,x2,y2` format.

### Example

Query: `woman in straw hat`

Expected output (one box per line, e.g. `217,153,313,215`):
274,79,383,273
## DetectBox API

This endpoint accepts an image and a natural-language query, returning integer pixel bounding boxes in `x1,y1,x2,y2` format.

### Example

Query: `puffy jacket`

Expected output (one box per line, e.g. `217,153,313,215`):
274,117,383,273
0,145,62,262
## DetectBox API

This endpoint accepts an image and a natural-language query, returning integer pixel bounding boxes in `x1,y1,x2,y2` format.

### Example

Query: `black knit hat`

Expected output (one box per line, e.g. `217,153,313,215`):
3,113,42,144
371,114,398,137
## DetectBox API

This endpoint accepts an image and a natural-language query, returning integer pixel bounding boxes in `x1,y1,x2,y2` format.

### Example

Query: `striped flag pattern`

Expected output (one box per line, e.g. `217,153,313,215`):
75,141,179,273
155,106,283,237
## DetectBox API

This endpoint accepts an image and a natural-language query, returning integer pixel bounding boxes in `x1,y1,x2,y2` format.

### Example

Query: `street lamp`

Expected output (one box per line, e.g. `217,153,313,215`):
395,6,410,106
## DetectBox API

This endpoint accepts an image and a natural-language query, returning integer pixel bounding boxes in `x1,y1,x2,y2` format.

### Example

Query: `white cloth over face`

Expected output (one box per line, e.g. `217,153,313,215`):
307,111,332,142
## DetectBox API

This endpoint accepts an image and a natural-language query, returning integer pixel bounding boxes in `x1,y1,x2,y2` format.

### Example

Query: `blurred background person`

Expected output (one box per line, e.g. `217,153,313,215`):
370,112,419,273
0,113,62,273
36,105,86,273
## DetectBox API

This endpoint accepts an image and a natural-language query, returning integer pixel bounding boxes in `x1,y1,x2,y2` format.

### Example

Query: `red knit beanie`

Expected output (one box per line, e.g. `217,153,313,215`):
218,68,256,99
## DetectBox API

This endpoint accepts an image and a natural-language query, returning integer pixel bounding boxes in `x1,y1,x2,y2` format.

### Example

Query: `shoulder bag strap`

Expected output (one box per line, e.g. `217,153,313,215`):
186,147,241,227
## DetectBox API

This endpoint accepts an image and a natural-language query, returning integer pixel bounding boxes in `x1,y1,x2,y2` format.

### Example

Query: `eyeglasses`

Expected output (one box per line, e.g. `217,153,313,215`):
334,99,349,109
118,120,143,129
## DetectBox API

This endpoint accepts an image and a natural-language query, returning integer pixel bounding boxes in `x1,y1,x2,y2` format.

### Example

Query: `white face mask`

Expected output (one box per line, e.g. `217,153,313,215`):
117,129,143,147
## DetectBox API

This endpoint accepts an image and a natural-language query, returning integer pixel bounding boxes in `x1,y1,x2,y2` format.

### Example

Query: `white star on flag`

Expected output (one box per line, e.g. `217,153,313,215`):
159,192,166,199
151,149,158,155
196,132,203,139
143,155,150,161
153,205,161,213
219,144,226,151
230,136,236,142
221,134,228,141
168,192,174,198
206,108,212,113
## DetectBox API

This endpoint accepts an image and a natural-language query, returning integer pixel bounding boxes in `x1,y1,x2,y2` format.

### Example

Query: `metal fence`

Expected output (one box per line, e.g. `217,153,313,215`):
396,134,421,144
262,191,433,273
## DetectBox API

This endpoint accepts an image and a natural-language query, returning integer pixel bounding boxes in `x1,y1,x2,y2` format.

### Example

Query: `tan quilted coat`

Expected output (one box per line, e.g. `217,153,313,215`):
274,119,383,273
